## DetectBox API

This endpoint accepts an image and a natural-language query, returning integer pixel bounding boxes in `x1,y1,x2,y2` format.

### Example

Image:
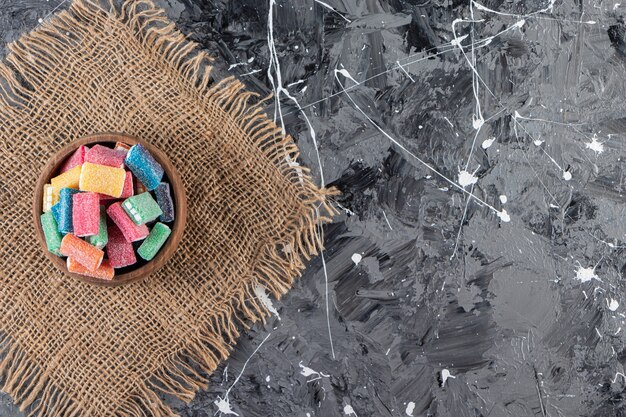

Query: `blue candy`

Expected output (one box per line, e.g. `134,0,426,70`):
154,182,175,223
51,202,62,227
125,144,164,191
58,188,80,234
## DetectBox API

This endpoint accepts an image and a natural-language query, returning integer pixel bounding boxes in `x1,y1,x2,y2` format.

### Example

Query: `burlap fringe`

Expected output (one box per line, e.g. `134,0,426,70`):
0,0,338,416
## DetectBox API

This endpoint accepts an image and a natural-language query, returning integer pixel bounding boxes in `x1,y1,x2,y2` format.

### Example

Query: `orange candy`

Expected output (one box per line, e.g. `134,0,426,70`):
67,258,114,280
59,234,104,271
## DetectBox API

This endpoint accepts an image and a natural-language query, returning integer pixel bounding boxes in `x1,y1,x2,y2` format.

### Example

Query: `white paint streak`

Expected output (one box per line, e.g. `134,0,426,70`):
214,333,271,415
382,210,393,230
396,60,415,82
472,0,594,24
333,70,507,221
314,0,351,23
240,68,262,77
254,284,281,320
318,220,336,359
268,0,334,361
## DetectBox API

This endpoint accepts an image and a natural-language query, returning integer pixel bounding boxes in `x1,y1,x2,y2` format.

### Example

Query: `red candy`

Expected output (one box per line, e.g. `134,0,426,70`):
106,202,149,242
85,144,126,168
60,145,87,173
106,223,137,268
72,192,100,237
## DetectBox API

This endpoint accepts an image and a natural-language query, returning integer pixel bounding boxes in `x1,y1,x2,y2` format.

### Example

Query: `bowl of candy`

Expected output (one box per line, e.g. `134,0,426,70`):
33,133,186,286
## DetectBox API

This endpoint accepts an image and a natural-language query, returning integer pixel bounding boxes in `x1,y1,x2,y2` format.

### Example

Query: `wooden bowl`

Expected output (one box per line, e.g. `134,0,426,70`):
33,133,187,287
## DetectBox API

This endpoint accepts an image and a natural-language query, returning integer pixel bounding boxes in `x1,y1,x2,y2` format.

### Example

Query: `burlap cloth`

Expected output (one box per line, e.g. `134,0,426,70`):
0,0,337,415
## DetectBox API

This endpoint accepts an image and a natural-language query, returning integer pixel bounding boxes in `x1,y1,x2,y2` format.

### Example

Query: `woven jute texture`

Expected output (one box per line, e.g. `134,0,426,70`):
0,0,337,415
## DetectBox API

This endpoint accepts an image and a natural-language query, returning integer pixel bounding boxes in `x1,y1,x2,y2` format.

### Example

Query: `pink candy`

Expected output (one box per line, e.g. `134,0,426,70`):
72,192,100,237
106,223,137,268
85,144,126,168
106,202,149,242
60,145,87,173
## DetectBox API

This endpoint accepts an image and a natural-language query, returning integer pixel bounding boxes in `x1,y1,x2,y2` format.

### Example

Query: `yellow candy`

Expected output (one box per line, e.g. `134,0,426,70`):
42,184,59,212
79,162,126,197
50,165,81,200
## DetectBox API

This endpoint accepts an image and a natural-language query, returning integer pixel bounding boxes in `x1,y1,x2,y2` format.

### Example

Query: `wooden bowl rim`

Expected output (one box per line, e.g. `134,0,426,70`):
33,133,187,287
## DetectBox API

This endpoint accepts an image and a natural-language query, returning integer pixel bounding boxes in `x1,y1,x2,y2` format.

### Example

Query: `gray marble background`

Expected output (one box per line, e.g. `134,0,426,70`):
3,0,626,416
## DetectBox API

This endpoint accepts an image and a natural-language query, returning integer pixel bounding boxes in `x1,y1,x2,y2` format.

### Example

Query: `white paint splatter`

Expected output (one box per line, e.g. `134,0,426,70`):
481,137,495,149
351,253,362,266
405,401,416,416
499,195,508,204
458,169,479,187
533,139,544,146
585,135,605,154
333,69,505,220
344,405,357,416
299,361,330,379
497,209,510,223
254,284,281,321
562,170,572,181
608,299,619,311
265,375,271,382
214,397,239,416
575,266,598,283
441,369,456,387
472,116,484,130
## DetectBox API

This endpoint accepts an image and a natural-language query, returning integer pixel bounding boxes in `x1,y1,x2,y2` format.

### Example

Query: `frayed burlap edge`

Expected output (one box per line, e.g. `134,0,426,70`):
0,0,339,415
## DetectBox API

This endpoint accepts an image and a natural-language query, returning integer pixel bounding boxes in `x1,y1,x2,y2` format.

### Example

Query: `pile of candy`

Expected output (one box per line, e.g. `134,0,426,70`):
40,142,175,280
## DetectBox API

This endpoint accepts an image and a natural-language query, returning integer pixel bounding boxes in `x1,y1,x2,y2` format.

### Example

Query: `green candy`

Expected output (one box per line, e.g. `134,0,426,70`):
40,211,63,256
87,206,108,249
137,222,171,261
122,192,163,225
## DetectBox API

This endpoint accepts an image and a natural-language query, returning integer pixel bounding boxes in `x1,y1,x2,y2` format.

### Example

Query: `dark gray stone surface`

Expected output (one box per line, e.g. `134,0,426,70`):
4,0,626,416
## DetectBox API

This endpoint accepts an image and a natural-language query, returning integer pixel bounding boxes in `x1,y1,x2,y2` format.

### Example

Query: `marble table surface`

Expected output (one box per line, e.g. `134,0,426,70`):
2,0,626,416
